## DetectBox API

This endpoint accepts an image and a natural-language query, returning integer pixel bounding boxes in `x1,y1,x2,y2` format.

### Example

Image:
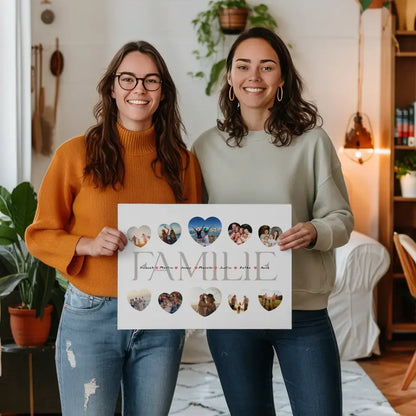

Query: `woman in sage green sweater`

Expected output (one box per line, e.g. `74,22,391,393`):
192,27,353,416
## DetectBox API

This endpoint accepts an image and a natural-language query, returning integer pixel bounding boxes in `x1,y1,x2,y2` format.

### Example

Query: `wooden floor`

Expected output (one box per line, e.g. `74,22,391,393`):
3,350,416,416
359,349,416,416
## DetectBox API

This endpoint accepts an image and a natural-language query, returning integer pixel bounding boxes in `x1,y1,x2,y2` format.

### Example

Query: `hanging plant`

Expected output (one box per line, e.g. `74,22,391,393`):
356,0,391,13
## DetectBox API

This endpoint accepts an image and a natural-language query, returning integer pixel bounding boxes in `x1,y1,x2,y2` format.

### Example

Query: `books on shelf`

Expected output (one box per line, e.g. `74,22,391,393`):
395,102,416,146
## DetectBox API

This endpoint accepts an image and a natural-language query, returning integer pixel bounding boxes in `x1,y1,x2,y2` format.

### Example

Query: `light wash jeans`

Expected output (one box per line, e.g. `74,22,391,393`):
56,283,185,416
207,309,342,416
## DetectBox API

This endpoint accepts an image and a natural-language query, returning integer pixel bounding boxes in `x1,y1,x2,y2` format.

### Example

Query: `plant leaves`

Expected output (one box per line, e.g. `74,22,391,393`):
0,246,18,275
359,0,373,12
0,223,18,245
31,259,56,318
55,270,69,292
206,59,226,96
10,182,37,240
0,185,11,218
0,273,27,299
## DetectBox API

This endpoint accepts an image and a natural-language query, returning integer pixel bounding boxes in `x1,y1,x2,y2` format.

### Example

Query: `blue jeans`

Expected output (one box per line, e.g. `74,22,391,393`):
207,309,342,416
56,284,185,416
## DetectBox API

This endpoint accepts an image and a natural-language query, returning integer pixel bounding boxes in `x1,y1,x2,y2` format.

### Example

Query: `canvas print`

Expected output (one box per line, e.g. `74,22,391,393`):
118,204,291,329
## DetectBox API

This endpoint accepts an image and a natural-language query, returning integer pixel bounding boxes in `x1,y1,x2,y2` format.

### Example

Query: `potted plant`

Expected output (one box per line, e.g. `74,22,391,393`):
0,181,66,346
356,0,391,12
190,1,277,95
395,153,416,197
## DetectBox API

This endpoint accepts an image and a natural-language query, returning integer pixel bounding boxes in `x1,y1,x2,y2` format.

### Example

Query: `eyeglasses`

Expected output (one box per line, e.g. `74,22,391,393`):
114,72,162,91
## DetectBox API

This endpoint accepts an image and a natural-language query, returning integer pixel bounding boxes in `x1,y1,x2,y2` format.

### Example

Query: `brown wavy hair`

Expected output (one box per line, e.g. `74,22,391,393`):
84,41,189,201
217,27,322,147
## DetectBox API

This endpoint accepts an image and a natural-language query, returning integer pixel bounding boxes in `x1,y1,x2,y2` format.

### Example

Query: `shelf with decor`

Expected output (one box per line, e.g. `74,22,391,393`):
379,21,416,341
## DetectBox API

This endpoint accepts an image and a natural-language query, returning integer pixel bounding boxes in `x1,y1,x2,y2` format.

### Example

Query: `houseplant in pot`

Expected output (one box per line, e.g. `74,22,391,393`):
190,0,277,95
356,0,391,11
395,153,416,197
0,181,66,346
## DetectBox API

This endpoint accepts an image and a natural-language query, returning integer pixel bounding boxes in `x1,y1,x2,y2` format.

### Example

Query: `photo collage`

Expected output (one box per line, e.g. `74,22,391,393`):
125,217,285,316
118,204,292,329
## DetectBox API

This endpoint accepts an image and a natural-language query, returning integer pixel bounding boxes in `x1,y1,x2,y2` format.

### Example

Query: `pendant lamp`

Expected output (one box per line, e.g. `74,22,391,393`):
344,5,375,164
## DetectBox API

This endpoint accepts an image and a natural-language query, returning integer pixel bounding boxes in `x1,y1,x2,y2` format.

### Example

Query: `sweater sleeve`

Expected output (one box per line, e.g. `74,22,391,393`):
183,151,202,203
25,140,85,276
309,132,354,251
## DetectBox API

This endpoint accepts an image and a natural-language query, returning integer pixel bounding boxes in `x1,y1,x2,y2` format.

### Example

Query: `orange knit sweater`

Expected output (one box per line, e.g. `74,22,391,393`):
26,124,202,297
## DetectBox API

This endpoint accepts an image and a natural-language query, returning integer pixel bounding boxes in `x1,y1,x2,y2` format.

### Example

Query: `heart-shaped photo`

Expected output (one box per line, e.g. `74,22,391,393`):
189,287,221,317
158,291,183,314
228,293,249,313
157,223,181,245
258,225,282,247
228,222,252,245
258,290,283,311
188,216,222,247
127,225,151,247
127,289,151,312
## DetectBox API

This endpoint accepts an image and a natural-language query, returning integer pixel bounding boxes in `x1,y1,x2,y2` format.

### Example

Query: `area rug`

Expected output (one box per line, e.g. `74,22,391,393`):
170,361,399,416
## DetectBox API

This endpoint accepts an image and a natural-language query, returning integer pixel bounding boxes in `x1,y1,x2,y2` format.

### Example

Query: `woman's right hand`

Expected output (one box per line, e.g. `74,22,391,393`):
75,227,128,257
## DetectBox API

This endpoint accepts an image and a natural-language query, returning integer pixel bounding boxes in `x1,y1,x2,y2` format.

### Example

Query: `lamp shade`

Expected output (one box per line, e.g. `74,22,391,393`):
344,111,374,164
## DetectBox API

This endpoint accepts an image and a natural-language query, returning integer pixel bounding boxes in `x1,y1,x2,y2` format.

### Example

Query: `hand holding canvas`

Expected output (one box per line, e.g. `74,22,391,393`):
76,226,128,257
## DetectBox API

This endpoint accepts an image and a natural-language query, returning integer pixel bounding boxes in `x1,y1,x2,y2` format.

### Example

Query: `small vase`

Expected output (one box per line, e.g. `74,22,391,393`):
354,0,384,9
368,0,385,8
400,171,416,197
395,0,416,31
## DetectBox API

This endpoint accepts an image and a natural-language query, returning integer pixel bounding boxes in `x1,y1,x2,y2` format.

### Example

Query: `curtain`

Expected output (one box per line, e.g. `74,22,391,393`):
0,0,31,191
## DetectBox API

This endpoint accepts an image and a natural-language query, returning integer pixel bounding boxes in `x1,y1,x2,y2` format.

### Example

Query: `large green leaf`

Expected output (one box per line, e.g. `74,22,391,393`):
0,247,18,275
55,270,69,292
0,223,18,245
359,0,373,11
0,273,27,299
0,185,11,217
30,259,56,318
10,182,37,240
206,59,226,96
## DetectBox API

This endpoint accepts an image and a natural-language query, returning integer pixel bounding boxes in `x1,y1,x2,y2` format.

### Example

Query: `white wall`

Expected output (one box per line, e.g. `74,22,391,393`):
30,0,386,238
0,0,31,191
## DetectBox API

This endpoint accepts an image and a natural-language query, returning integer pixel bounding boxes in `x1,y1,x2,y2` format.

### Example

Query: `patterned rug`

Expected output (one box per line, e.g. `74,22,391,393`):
170,361,399,416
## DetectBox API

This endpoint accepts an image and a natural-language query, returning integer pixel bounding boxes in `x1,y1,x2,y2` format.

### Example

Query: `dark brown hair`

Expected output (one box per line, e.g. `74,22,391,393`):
217,27,322,147
84,41,189,201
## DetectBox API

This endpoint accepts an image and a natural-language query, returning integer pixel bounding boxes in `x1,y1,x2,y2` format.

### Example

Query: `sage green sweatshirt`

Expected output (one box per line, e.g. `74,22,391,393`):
192,126,354,310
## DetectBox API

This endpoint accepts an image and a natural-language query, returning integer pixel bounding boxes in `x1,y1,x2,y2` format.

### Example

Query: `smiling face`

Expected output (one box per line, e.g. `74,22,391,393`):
111,51,162,131
228,38,284,119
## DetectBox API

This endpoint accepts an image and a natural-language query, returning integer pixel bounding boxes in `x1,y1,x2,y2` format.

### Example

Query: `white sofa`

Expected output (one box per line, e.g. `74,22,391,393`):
328,230,390,360
182,231,390,362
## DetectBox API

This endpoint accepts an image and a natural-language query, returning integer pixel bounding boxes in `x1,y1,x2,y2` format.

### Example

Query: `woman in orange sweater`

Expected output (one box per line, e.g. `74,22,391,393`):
26,41,201,416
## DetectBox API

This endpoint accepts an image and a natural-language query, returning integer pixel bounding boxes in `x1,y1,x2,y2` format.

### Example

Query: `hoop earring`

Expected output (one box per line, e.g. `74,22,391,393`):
276,86,283,102
228,86,235,102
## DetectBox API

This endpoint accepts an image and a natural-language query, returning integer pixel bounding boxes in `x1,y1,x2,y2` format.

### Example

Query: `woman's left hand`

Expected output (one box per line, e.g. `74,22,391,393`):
278,222,317,251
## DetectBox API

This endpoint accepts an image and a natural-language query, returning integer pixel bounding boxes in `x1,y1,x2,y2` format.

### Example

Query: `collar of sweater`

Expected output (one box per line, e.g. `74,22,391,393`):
116,123,156,155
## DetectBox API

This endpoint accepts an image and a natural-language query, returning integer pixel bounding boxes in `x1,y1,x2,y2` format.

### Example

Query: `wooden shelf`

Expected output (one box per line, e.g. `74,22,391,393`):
395,146,416,150
391,323,416,332
396,52,416,58
394,197,416,202
379,17,416,342
395,31,416,36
